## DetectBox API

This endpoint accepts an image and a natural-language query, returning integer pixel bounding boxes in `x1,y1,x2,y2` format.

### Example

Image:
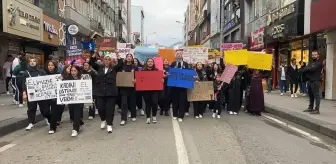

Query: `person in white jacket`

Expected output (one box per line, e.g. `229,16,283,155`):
11,54,21,106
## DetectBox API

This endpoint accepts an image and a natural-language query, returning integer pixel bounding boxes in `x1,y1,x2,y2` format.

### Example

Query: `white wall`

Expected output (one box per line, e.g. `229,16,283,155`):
304,0,311,35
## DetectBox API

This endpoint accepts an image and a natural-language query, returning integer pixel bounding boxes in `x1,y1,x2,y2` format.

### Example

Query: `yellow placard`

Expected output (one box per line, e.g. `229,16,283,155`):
247,52,272,70
208,48,220,57
224,49,248,66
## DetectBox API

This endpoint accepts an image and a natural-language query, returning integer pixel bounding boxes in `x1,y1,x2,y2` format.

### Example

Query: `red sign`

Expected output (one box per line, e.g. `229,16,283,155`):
135,71,164,91
249,27,264,50
311,0,336,33
96,37,117,52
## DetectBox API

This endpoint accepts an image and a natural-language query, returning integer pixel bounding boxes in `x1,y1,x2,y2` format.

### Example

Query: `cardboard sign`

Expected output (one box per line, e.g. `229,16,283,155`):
135,71,163,91
167,68,195,89
116,72,134,87
26,74,61,102
96,37,117,52
182,47,208,64
221,64,238,84
153,57,163,71
187,81,214,101
57,80,93,104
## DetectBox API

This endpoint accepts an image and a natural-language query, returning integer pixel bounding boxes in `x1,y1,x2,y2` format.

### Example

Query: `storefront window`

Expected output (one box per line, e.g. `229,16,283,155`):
290,39,309,68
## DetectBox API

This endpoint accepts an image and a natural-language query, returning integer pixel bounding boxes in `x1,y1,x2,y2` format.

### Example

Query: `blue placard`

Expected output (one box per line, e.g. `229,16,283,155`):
167,68,195,89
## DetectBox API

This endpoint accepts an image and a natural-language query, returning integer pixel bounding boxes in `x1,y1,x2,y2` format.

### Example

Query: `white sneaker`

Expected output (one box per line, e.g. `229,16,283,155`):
172,117,177,120
195,116,199,119
229,111,233,115
146,118,151,124
120,120,126,126
140,110,145,116
48,130,55,134
128,114,131,118
131,118,136,122
95,109,99,115
18,104,23,107
178,118,183,122
6,91,10,95
100,121,106,129
217,115,221,119
25,123,34,131
88,116,93,120
12,100,18,104
212,113,216,118
152,117,157,123
280,93,284,96
199,114,203,118
107,125,113,133
291,94,294,97
185,112,189,116
45,119,50,125
71,130,78,137
294,93,298,98
233,112,238,115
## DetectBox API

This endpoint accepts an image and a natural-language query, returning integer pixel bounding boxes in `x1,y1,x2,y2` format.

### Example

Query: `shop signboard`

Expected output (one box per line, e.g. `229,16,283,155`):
249,27,265,50
2,0,43,41
42,15,60,46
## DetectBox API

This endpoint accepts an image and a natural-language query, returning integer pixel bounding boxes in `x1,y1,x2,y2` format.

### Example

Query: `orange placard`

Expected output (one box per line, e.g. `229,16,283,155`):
159,49,176,64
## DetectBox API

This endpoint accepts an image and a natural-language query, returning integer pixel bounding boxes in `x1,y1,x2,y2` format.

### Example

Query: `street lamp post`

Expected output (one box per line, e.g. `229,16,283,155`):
146,32,156,45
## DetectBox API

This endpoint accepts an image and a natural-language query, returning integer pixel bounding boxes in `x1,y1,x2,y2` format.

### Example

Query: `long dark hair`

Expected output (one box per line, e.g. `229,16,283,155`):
124,54,134,65
46,60,58,74
143,58,156,70
70,65,82,78
62,64,71,78
19,56,28,71
134,58,143,67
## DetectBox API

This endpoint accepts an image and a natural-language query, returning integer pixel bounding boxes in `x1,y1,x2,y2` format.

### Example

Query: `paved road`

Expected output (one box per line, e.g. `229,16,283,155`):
0,110,336,164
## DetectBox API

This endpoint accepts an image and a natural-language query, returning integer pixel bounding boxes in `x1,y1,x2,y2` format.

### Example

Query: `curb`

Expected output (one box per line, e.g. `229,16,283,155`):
0,113,44,137
264,103,336,140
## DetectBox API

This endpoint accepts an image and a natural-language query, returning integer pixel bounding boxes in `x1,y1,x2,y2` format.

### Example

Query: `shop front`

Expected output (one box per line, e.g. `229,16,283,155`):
264,0,305,87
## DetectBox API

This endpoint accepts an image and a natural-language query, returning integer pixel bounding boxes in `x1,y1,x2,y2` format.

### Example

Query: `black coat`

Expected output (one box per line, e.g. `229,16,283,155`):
170,61,189,69
95,59,123,97
119,63,138,96
286,65,299,82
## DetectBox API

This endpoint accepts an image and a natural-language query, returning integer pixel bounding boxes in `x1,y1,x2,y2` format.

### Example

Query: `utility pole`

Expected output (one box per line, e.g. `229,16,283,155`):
219,0,224,58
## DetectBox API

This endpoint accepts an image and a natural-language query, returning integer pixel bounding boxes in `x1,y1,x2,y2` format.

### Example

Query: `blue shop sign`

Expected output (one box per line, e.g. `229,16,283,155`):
223,19,236,32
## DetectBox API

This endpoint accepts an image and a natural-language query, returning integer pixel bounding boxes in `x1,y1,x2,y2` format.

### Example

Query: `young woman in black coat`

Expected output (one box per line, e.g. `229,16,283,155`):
134,58,145,116
82,62,97,120
95,53,123,133
119,54,138,125
159,58,171,116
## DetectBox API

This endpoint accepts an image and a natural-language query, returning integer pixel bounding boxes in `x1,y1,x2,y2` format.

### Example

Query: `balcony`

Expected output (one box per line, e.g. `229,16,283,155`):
64,6,90,31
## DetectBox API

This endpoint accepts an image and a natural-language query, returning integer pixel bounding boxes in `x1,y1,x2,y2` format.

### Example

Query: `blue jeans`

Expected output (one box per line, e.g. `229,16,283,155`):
279,80,286,93
299,82,307,94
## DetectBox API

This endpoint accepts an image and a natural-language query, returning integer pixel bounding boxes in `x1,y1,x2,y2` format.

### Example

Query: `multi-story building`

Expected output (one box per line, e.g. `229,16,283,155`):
115,0,130,43
183,7,189,46
131,5,144,45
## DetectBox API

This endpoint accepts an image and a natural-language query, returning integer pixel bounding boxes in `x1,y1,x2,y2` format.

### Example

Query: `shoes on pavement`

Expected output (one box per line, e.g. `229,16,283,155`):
233,112,238,115
45,119,50,125
146,118,151,124
18,104,23,107
217,115,221,119
303,109,313,112
48,130,55,134
310,110,320,115
140,110,145,116
294,93,298,98
26,123,34,131
128,114,131,118
291,94,294,98
185,112,189,116
95,109,99,115
6,91,10,95
152,117,157,123
100,121,106,129
107,125,113,133
212,113,216,118
172,117,177,120
71,130,78,137
229,111,233,115
120,120,126,126
199,114,203,118
132,118,136,122
195,116,199,119
178,118,183,122
88,116,93,120
280,93,284,96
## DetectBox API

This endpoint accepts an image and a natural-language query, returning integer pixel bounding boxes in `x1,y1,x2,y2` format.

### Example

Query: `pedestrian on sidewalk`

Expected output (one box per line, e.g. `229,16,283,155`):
299,50,323,114
2,55,13,95
22,57,51,131
298,61,307,95
278,62,287,96
82,61,97,120
11,54,21,106
287,58,299,98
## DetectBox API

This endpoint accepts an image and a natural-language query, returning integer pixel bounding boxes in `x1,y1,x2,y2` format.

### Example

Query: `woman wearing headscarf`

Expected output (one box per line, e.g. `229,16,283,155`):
95,53,123,133
245,70,264,116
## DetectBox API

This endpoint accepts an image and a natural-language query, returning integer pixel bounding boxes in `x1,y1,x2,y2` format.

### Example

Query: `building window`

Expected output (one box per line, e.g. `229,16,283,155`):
39,0,58,15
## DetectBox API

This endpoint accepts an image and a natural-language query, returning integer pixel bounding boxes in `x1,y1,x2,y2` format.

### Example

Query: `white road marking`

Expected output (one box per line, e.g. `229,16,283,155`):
171,111,190,164
0,143,16,153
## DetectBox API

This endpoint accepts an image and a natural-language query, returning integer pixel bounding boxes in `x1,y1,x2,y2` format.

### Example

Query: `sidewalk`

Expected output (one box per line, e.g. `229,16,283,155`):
0,94,44,137
264,91,336,140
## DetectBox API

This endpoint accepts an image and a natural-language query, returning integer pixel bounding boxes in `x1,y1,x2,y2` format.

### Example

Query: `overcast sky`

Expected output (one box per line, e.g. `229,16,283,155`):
131,0,188,46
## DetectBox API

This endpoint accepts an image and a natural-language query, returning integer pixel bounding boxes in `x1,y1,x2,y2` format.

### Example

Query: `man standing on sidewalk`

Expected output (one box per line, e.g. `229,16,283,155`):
299,50,323,114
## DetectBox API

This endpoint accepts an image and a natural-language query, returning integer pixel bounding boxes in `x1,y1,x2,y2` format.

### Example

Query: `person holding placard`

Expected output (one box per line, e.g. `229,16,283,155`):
193,62,209,119
134,58,145,116
170,53,189,122
95,53,123,133
159,58,171,116
21,57,51,131
60,65,71,123
119,54,138,125
65,65,85,137
82,62,98,120
142,58,161,124
212,74,225,119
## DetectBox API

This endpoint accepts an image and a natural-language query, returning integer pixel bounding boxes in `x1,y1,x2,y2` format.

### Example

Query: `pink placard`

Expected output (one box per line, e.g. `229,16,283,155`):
153,57,163,71
221,43,244,50
220,64,238,84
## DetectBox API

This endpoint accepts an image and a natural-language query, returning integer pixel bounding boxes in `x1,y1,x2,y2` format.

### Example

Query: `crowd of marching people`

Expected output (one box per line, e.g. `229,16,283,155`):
3,51,265,137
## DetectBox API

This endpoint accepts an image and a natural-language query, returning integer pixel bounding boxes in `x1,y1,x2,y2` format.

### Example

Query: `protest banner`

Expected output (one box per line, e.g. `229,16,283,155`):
182,47,208,64
187,81,214,101
220,64,238,84
247,52,272,70
153,57,163,71
167,68,195,89
57,80,93,104
221,42,244,50
26,74,61,102
135,71,163,91
117,43,134,58
96,37,117,52
81,74,92,80
116,72,134,87
224,49,248,65
159,49,176,64
135,46,158,63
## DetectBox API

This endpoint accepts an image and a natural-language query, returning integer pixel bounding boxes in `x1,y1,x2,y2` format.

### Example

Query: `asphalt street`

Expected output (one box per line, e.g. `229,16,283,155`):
0,109,336,164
